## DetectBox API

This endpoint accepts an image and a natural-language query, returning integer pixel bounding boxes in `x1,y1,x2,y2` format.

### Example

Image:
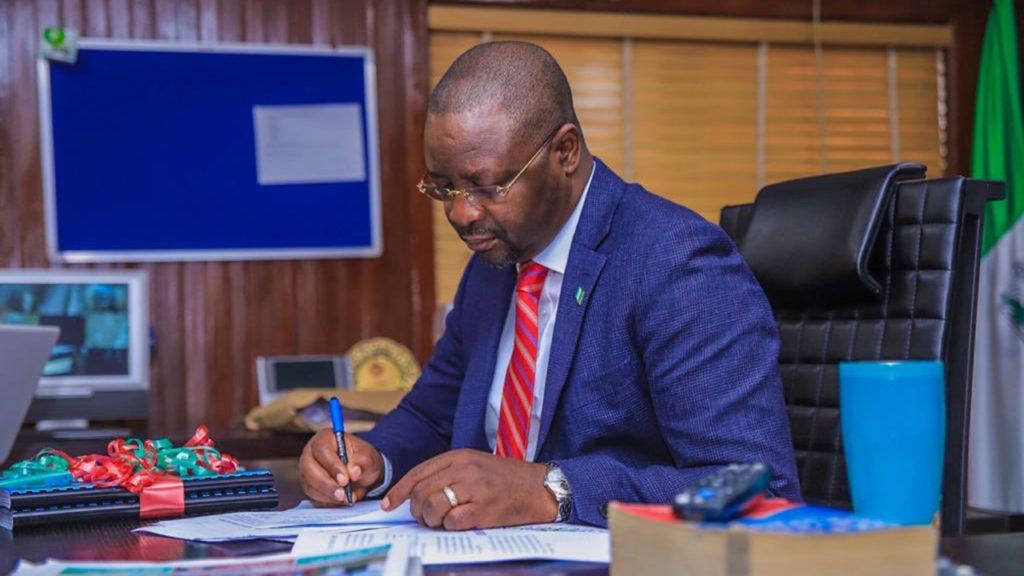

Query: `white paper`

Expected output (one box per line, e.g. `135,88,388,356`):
253,103,366,185
291,523,610,565
135,500,414,542
265,500,413,527
13,541,411,576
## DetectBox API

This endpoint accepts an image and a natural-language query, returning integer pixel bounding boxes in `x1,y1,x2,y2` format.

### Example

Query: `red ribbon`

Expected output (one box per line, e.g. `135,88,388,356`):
139,474,185,519
183,426,240,475
28,426,239,520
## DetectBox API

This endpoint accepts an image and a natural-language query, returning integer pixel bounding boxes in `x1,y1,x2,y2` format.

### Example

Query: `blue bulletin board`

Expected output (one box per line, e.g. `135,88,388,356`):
37,40,382,263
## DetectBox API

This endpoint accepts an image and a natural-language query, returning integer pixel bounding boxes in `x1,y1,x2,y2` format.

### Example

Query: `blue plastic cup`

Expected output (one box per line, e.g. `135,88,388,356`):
838,361,945,525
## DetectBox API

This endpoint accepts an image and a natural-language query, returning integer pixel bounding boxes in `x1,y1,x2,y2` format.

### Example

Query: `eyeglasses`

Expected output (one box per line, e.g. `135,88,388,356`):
417,130,557,207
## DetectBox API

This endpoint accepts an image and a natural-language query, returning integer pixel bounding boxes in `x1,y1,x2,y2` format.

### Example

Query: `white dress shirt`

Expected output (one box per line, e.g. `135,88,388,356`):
484,164,595,461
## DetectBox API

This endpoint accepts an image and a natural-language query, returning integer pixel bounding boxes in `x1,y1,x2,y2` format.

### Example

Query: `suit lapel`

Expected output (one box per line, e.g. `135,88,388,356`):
454,262,516,451
536,247,606,451
535,158,623,452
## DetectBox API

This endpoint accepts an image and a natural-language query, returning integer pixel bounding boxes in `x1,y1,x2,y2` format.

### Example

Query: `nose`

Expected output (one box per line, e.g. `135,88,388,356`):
445,194,484,229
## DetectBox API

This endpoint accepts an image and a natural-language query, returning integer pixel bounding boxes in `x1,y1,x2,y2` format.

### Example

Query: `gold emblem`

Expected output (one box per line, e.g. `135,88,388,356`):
346,337,420,391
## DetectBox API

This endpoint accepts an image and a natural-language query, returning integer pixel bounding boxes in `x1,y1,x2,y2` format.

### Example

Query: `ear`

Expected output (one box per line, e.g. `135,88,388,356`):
552,123,582,177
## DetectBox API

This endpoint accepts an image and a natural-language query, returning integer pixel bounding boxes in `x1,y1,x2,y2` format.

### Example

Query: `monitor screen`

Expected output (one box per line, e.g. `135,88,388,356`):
273,360,338,390
1,283,130,377
257,355,350,405
0,270,148,393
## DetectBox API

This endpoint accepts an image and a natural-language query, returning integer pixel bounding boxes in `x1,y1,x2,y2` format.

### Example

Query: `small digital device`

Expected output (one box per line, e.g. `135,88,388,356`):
0,269,149,424
673,463,772,522
256,355,352,405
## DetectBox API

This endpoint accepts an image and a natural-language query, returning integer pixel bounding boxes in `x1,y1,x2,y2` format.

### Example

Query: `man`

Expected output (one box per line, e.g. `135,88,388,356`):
300,41,800,529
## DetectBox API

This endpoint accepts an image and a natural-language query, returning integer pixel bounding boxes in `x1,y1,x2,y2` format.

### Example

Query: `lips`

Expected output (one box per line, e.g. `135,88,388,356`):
462,235,499,252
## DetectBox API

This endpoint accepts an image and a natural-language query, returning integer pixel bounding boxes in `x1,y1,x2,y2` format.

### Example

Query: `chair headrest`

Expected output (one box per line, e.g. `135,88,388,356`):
738,163,926,305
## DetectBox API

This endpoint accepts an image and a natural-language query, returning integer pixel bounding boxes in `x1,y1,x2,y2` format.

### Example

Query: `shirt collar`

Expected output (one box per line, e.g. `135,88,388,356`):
523,161,596,276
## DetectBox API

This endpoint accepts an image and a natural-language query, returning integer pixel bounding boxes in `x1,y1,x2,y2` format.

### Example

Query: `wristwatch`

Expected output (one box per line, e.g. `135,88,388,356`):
543,462,574,522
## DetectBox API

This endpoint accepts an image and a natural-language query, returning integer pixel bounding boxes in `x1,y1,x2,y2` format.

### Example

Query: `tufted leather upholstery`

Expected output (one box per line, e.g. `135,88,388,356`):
721,168,1003,536
740,163,926,305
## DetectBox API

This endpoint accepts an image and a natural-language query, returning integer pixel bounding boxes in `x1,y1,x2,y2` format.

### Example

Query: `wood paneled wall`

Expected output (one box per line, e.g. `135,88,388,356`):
0,0,431,433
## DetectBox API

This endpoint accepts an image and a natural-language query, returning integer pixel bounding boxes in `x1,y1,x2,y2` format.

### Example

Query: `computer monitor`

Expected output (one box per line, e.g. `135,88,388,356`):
0,269,149,424
257,355,352,406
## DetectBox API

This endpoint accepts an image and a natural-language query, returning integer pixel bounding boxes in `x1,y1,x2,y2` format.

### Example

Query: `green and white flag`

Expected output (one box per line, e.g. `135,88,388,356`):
969,0,1024,513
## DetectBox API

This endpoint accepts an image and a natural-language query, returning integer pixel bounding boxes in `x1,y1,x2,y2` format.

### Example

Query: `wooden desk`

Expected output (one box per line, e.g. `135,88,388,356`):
3,459,1021,576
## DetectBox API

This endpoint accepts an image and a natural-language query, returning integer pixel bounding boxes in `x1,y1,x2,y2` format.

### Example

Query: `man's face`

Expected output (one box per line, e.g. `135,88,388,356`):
424,110,564,268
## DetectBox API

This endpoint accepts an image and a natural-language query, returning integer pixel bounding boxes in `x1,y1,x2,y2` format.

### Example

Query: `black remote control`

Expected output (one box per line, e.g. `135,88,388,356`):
672,463,772,522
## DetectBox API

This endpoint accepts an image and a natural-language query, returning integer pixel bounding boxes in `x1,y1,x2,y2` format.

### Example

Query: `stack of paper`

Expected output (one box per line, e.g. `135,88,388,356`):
137,499,611,566
137,500,413,542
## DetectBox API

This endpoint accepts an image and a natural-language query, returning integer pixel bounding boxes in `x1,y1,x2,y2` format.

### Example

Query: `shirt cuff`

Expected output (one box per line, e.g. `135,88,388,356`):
365,452,393,499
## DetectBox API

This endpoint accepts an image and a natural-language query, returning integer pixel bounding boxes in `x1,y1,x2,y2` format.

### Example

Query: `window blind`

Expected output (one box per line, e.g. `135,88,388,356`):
428,24,946,307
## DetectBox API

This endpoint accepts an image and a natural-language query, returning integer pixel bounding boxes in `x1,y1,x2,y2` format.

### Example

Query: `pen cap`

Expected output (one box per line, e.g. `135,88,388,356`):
328,397,345,431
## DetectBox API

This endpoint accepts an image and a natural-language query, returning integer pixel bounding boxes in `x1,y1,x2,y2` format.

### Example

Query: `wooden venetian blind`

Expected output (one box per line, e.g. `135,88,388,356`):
429,32,481,309
896,49,946,174
764,47,892,183
428,8,948,307
764,45,944,185
630,41,758,217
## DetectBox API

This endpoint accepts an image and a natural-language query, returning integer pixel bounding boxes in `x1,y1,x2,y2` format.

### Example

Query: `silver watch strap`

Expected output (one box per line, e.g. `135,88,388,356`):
545,462,574,522
366,452,393,499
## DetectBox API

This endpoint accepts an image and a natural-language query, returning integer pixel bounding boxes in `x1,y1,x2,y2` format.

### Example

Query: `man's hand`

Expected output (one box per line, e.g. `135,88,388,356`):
381,449,558,530
299,430,384,506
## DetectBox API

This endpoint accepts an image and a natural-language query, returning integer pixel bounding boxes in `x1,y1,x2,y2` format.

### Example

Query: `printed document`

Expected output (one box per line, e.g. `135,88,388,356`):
291,523,610,565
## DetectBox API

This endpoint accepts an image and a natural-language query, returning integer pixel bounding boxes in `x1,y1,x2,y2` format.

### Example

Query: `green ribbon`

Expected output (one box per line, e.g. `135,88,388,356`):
0,450,69,479
1,431,239,484
118,436,233,477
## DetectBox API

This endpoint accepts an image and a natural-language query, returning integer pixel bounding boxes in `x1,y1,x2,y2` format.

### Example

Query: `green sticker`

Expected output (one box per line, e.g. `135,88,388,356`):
575,286,584,305
41,26,79,63
43,26,65,48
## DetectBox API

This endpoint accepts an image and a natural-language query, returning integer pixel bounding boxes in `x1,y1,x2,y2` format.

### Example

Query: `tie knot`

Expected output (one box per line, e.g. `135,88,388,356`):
516,261,547,294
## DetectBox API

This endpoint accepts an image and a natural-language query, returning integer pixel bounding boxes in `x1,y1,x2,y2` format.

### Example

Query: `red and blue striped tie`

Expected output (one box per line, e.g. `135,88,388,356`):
495,261,548,460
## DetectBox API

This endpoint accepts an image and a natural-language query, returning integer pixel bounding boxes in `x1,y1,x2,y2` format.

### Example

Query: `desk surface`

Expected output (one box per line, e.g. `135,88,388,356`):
6,428,313,466
3,459,1022,576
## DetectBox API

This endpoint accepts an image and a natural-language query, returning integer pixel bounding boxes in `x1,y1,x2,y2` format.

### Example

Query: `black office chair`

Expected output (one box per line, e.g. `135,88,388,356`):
719,163,1004,537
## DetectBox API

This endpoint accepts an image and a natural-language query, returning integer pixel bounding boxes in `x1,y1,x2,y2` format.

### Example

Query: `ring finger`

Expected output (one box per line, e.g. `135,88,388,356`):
421,482,472,528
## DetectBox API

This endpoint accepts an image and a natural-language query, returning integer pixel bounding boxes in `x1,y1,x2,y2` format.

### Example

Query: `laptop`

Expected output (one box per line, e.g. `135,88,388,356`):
0,325,60,465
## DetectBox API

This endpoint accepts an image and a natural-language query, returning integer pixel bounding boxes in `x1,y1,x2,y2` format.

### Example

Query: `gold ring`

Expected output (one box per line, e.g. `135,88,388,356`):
442,485,459,508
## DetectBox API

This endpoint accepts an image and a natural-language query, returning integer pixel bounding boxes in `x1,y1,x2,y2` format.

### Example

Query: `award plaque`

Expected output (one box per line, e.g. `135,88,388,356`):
346,337,420,391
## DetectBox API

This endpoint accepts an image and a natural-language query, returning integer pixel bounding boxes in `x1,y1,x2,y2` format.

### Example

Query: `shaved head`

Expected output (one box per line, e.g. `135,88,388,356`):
428,41,580,148
424,41,592,268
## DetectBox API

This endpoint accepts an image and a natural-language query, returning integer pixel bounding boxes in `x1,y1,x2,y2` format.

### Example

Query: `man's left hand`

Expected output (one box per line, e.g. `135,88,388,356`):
381,449,557,530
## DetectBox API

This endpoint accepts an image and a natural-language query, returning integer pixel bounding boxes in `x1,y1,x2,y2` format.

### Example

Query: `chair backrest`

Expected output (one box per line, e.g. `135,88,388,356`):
720,165,1003,537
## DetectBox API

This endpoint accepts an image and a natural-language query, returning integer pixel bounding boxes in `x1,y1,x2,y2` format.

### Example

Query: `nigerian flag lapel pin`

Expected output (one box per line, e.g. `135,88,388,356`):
575,286,585,305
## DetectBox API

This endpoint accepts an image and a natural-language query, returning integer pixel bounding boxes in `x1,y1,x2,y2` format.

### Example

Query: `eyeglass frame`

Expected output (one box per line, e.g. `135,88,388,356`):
416,126,561,206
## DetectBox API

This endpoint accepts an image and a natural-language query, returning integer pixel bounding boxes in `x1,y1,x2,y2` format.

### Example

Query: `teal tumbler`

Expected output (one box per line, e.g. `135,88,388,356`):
838,361,945,525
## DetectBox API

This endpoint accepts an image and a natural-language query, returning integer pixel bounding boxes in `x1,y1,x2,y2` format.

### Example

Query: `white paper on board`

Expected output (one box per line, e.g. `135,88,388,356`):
253,103,366,185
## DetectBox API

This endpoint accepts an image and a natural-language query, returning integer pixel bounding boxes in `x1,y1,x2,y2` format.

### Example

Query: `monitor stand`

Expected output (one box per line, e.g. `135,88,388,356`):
34,419,131,440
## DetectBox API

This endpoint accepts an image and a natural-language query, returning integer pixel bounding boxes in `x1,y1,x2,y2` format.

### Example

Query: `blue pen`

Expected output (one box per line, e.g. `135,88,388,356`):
329,397,353,503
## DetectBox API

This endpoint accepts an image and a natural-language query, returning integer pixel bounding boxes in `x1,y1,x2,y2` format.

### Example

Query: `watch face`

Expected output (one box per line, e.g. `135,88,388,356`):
545,469,567,493
544,465,573,521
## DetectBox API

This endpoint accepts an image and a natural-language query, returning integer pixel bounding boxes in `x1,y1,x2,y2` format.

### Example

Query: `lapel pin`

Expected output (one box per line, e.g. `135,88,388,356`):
575,286,585,305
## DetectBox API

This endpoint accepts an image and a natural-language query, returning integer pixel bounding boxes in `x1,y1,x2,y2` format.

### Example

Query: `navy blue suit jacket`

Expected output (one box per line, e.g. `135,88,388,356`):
363,159,801,526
